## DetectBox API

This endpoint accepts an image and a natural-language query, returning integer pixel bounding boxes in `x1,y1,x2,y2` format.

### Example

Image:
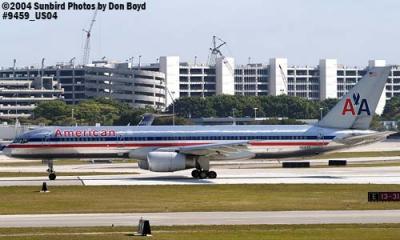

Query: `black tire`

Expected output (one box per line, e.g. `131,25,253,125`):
199,170,208,179
208,171,217,179
191,170,200,178
49,173,56,181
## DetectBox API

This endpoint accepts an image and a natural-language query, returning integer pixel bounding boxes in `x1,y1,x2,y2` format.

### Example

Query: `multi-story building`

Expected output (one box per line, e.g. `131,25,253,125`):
0,62,166,119
84,61,166,109
1,56,399,118
149,57,395,114
0,74,63,119
234,63,269,96
148,57,398,100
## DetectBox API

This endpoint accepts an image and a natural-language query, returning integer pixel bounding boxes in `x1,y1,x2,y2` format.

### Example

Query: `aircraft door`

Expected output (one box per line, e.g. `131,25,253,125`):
317,130,325,146
42,134,51,147
117,134,125,148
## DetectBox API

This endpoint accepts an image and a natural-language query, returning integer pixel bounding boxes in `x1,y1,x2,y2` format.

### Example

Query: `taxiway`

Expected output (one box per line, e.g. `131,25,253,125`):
0,166,399,186
0,210,400,227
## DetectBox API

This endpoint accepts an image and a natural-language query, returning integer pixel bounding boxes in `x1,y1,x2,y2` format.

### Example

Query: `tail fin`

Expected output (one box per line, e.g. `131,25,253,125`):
317,66,391,130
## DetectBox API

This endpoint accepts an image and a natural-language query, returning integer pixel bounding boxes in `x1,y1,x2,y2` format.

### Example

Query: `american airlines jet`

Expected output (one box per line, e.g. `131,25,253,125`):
3,67,392,180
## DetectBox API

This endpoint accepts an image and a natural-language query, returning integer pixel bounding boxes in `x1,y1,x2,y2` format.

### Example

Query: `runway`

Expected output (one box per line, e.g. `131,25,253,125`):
0,166,400,186
1,210,400,227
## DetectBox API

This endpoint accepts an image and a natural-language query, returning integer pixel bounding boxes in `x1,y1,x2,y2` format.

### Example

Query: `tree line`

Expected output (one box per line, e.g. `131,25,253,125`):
169,95,338,119
16,94,399,127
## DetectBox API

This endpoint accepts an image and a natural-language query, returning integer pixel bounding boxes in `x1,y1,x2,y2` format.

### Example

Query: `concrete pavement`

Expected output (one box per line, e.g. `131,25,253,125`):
1,210,400,227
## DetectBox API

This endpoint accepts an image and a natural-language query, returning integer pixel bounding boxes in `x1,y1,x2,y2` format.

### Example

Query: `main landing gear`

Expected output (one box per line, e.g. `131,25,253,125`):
191,169,217,179
191,159,217,179
46,159,56,180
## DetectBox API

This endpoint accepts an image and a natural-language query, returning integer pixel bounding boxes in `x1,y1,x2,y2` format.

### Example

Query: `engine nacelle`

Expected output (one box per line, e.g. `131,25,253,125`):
138,159,149,170
145,151,195,172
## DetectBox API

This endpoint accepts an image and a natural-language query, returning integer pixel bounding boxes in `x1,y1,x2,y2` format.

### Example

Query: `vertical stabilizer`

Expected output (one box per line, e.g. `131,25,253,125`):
317,67,391,130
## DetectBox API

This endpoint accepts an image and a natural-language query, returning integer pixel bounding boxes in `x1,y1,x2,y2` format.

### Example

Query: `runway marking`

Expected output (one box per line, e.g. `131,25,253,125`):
1,166,400,186
77,176,85,186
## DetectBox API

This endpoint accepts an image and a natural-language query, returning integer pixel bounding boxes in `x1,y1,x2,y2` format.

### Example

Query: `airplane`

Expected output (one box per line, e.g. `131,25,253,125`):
3,67,392,180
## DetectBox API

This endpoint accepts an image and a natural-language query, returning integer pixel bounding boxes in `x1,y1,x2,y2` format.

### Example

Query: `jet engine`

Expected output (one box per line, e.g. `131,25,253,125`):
140,151,196,172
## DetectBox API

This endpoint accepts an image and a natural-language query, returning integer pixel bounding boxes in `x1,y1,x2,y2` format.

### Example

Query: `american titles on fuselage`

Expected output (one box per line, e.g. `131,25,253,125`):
54,129,116,137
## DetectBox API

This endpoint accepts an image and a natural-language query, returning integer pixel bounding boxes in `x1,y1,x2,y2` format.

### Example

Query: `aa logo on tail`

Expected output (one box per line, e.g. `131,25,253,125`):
341,93,371,116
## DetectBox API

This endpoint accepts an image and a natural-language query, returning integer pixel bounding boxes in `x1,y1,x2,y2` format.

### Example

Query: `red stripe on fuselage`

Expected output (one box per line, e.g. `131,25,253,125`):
7,141,329,149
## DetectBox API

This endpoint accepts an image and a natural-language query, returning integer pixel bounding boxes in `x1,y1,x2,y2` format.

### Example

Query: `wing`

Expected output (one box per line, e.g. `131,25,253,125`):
157,141,252,159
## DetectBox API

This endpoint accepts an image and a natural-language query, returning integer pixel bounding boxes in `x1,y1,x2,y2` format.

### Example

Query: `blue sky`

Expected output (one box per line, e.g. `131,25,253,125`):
1,0,400,67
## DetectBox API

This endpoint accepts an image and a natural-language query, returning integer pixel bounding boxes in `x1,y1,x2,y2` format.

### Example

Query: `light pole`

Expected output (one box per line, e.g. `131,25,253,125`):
253,107,258,119
172,91,176,125
128,57,134,68
14,93,18,123
232,108,236,125
12,59,16,77
165,89,176,126
319,107,323,120
71,108,77,126
138,55,142,69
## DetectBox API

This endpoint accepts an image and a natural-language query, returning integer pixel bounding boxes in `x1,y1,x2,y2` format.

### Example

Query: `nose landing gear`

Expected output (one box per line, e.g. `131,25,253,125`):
46,159,56,180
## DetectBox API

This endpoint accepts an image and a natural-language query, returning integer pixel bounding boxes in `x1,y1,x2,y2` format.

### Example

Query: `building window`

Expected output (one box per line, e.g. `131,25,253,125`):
235,69,243,74
204,69,216,74
257,69,268,75
204,84,215,90
179,68,188,74
346,71,356,76
190,68,202,74
296,70,307,75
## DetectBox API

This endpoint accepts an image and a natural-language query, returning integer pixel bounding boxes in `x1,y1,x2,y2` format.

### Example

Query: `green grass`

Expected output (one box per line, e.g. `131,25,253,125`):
0,172,137,178
0,184,399,214
0,224,400,240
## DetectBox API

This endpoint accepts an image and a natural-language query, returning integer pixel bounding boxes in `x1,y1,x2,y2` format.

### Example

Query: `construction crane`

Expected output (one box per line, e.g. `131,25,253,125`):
82,9,98,65
69,57,76,66
278,64,288,94
208,35,226,66
207,35,234,75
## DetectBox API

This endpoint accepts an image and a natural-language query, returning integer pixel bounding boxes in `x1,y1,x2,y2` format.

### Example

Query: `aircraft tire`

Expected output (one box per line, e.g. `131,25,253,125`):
191,169,200,178
199,170,208,179
49,173,56,181
208,171,217,179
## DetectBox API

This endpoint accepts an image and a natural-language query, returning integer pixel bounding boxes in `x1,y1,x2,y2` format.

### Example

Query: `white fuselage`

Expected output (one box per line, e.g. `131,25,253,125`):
3,124,378,160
